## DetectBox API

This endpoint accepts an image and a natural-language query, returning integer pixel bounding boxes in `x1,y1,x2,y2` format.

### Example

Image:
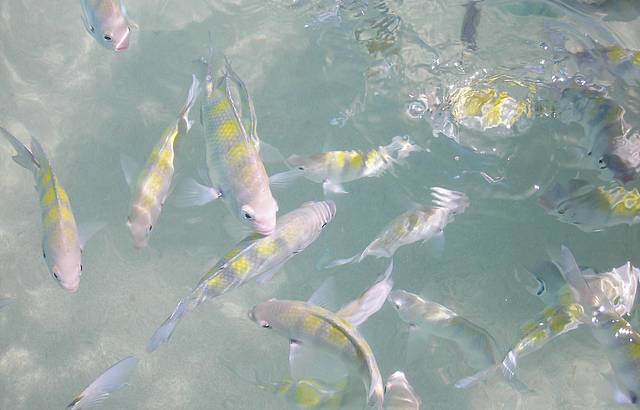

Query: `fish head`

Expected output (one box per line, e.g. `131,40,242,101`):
286,154,323,177
249,299,292,333
387,290,424,324
240,195,279,236
127,207,153,249
86,6,132,51
50,250,82,293
301,200,337,231
601,151,640,184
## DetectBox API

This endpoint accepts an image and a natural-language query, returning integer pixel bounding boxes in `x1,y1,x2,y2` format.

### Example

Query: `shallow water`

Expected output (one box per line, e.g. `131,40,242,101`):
1,0,640,409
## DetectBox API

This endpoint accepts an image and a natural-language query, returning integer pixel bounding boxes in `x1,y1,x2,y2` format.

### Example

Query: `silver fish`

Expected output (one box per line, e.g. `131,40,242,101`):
384,371,421,410
147,200,336,352
67,356,138,409
80,0,134,51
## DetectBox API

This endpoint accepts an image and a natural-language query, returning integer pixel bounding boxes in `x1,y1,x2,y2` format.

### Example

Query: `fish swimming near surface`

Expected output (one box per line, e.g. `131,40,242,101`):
147,200,336,352
0,127,102,292
540,179,640,231
174,50,278,235
66,356,138,409
326,188,468,268
384,371,421,410
552,246,640,404
388,290,500,372
270,136,421,195
249,298,385,410
80,0,135,51
121,75,200,248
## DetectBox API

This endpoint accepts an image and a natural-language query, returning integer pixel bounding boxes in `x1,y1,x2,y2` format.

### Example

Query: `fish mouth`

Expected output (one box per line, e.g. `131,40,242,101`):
114,34,130,51
63,282,80,293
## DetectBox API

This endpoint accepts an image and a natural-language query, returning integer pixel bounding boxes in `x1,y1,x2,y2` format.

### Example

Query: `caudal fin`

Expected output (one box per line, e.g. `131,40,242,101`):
147,299,189,352
430,187,469,215
177,75,201,136
67,356,138,409
0,127,39,173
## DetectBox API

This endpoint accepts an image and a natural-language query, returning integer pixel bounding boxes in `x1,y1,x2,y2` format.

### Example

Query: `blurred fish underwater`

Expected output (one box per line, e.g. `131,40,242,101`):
1,0,640,409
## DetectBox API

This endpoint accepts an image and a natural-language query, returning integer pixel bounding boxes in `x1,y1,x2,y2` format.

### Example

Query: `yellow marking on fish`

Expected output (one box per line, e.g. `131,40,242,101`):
608,47,626,63
625,342,640,359
223,247,242,260
295,383,323,408
40,168,53,186
140,193,156,209
633,52,640,65
211,99,231,115
230,256,252,278
256,240,278,257
217,120,240,140
228,143,248,163
460,88,495,117
42,186,56,206
549,312,572,334
46,206,74,225
326,326,349,347
57,187,70,205
529,328,548,344
157,149,173,172
274,381,293,396
521,321,540,334
559,290,577,306
303,315,324,333
349,152,363,169
331,152,346,169
207,274,227,290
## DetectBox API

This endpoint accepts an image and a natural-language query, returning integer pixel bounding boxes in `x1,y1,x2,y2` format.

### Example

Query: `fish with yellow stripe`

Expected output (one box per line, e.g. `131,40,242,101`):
552,246,640,404
0,127,101,292
270,136,421,195
326,187,468,268
147,200,336,352
457,260,638,388
122,75,200,248
176,51,278,235
249,298,385,410
540,179,640,232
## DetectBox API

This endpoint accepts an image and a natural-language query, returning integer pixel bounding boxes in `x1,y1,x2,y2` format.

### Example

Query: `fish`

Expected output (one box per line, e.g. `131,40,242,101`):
552,246,640,404
384,371,421,410
258,377,351,410
122,75,200,248
66,356,138,409
147,200,336,352
270,136,421,195
459,260,639,388
249,299,385,410
0,127,102,292
326,187,468,268
461,1,482,51
558,84,640,183
80,0,135,51
540,179,640,231
176,51,278,235
388,290,499,371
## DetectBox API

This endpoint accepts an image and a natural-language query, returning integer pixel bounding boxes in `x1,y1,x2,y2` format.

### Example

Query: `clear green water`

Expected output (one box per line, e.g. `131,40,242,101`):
1,0,640,409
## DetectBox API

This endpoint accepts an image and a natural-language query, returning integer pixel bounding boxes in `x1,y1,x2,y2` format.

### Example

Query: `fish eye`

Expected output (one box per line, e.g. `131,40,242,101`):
53,272,59,280
103,34,112,41
89,25,95,33
297,166,305,170
613,296,621,306
260,321,271,328
321,222,327,228
244,213,253,220
149,225,153,232
80,265,83,272
43,250,46,259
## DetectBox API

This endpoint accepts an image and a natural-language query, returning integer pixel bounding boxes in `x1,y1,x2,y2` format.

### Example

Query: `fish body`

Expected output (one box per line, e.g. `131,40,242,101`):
384,371,421,410
388,290,499,370
558,84,640,183
278,136,420,192
264,377,350,410
502,261,639,379
1,128,83,292
346,188,468,264
202,57,277,235
249,299,385,410
553,247,640,402
67,356,138,409
147,200,336,352
540,179,640,231
80,0,133,51
125,76,199,248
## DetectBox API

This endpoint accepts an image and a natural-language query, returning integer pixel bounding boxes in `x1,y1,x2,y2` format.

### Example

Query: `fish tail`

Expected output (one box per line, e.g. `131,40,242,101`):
0,127,40,174
501,350,518,380
324,253,361,269
430,187,469,215
67,356,138,409
177,74,201,136
147,298,190,352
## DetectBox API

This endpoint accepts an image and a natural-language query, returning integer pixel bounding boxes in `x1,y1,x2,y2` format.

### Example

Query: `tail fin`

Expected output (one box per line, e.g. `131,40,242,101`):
0,127,39,173
147,298,189,352
177,75,201,136
67,356,138,409
430,187,469,215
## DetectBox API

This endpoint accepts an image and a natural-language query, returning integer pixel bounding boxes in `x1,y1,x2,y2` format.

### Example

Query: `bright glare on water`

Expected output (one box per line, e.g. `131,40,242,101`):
1,0,640,409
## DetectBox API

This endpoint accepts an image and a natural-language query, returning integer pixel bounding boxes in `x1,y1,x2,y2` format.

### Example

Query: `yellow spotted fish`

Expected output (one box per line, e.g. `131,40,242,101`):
178,49,278,235
123,75,200,248
540,179,640,232
1,127,87,292
259,377,351,410
270,136,421,195
249,299,385,410
147,200,336,352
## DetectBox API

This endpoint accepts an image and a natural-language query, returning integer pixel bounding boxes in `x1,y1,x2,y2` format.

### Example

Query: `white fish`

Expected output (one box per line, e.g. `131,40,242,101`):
80,0,135,51
67,356,138,409
384,371,421,410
